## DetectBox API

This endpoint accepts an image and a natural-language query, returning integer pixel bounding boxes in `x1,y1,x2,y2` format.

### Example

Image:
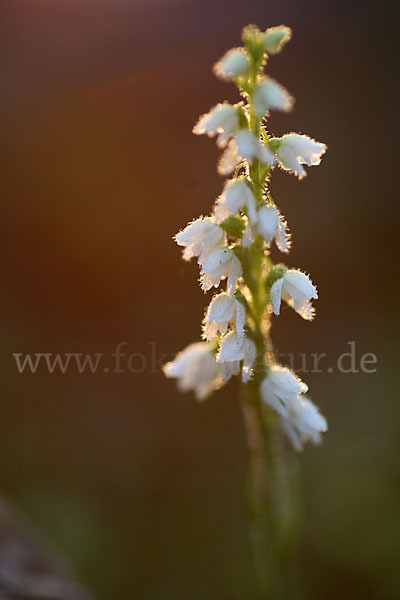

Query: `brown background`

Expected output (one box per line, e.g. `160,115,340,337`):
0,0,399,598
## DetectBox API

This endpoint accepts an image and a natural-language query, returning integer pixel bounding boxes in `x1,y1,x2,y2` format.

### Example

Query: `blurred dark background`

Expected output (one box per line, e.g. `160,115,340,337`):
0,0,399,598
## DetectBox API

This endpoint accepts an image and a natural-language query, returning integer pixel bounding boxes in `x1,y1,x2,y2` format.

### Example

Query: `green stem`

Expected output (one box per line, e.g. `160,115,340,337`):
239,59,301,599
241,384,302,599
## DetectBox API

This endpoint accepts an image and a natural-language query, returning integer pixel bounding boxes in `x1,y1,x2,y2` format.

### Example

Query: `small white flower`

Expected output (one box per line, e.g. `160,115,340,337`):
214,48,250,80
258,205,290,252
262,25,292,54
261,365,327,450
253,78,294,117
193,103,240,148
175,217,225,265
163,342,223,401
203,292,246,340
217,332,257,383
200,248,242,295
218,129,275,175
260,365,308,418
213,177,257,224
281,396,328,451
276,134,327,179
257,205,279,243
242,205,290,252
270,269,318,320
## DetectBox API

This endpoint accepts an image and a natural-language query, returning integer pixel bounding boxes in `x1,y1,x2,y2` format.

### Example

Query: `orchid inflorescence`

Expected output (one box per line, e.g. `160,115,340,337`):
163,24,327,451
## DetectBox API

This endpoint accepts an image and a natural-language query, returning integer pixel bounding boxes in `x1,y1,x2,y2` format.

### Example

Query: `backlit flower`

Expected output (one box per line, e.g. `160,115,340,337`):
163,342,223,400
262,25,292,54
281,396,328,451
193,103,240,148
270,269,318,320
242,205,290,252
200,248,242,295
219,129,275,175
213,177,257,224
174,217,225,264
253,78,293,116
260,365,308,418
203,292,246,339
214,48,250,80
276,134,327,179
217,332,257,383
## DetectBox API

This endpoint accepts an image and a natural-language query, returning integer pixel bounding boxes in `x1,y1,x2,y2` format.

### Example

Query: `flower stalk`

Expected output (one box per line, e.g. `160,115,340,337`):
163,22,328,596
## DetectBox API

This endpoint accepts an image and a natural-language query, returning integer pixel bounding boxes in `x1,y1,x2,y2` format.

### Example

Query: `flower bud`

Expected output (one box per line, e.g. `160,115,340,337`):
214,48,250,81
263,25,292,54
241,24,266,63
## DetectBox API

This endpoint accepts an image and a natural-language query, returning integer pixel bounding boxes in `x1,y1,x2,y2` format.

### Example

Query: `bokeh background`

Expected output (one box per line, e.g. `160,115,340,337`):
1,0,399,598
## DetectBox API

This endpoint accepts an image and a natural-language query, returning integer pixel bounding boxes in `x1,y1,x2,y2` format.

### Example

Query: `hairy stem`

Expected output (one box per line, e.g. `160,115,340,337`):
241,384,302,599
240,68,301,598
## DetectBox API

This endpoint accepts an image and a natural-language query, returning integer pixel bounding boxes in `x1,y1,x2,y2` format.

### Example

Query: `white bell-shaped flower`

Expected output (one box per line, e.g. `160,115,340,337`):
200,248,242,295
213,177,257,224
219,129,275,175
270,269,318,320
163,342,223,401
260,365,308,418
257,205,279,242
175,217,225,265
193,103,240,148
242,205,290,252
262,25,292,54
217,332,257,383
213,48,250,80
281,396,328,451
276,134,327,179
253,78,294,117
203,292,246,340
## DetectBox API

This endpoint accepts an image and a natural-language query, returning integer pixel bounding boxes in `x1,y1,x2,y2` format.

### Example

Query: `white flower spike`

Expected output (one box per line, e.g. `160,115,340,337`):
254,78,294,117
213,177,257,224
270,269,318,320
163,342,223,401
214,48,250,80
193,103,240,148
260,365,308,418
281,396,328,451
200,248,242,295
217,332,257,383
165,19,328,496
219,129,275,175
276,134,327,179
174,217,225,265
203,292,246,340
